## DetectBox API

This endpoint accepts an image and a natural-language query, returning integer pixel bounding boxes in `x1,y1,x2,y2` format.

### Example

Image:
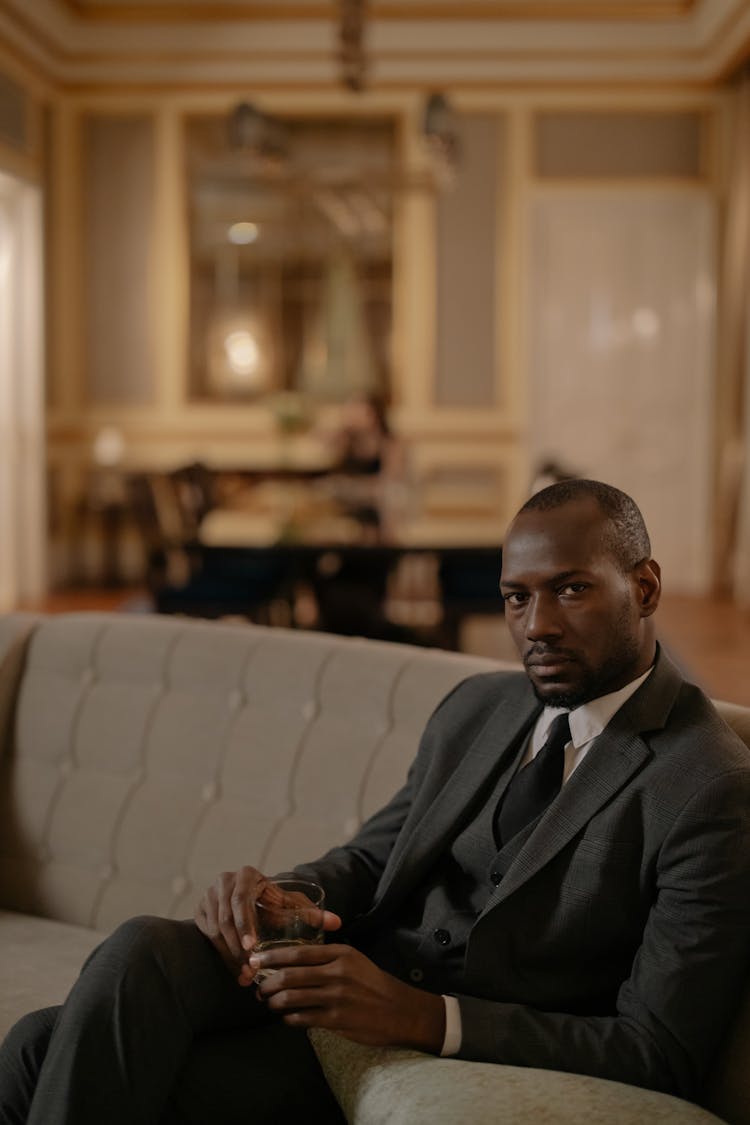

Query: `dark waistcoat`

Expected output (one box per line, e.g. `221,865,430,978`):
357,731,537,993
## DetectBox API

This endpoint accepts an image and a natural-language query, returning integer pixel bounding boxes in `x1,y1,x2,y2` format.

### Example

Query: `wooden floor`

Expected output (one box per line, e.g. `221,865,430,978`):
655,594,750,707
17,587,750,708
459,594,750,706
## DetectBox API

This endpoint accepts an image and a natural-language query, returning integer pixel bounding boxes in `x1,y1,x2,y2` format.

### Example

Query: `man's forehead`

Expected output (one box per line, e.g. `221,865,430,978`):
505,498,606,545
502,503,611,577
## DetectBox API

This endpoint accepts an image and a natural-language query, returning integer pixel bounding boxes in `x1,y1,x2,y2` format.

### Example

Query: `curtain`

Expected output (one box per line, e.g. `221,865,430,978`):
0,172,46,611
714,65,750,600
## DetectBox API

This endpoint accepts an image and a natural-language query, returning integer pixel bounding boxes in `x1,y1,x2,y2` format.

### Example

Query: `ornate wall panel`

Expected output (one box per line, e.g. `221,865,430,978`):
82,114,156,406
435,114,505,408
528,190,716,593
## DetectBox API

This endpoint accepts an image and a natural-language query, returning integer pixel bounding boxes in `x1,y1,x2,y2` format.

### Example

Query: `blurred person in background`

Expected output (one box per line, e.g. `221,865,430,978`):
324,392,410,541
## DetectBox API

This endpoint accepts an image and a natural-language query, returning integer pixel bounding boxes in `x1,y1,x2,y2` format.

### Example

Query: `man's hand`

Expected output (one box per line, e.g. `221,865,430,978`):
194,865,270,980
194,867,342,985
248,943,446,1052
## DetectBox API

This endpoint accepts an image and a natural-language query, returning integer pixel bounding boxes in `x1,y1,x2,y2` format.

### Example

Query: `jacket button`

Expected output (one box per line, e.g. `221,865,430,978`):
409,968,424,982
491,870,502,885
433,928,451,946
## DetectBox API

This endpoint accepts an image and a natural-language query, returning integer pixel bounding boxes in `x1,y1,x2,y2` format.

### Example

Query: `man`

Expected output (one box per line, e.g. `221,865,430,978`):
2,479,750,1124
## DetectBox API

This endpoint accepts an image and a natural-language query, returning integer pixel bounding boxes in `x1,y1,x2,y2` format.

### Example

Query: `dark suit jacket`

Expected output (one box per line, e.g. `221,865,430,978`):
297,646,750,1100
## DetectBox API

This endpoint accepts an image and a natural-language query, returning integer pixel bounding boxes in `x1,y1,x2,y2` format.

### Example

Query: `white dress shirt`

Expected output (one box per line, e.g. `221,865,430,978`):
439,665,653,1057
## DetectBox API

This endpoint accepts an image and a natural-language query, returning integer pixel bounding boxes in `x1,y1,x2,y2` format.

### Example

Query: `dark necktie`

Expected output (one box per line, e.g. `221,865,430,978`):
496,712,571,845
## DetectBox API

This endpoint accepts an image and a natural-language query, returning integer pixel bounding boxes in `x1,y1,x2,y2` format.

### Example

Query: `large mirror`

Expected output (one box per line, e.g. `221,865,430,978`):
186,112,396,406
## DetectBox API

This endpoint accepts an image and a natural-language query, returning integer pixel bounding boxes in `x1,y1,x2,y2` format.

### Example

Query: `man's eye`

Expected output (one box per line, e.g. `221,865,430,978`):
559,583,587,596
503,592,528,606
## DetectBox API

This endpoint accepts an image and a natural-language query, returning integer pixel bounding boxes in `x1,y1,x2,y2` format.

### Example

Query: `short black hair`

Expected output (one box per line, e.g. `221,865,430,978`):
518,479,651,572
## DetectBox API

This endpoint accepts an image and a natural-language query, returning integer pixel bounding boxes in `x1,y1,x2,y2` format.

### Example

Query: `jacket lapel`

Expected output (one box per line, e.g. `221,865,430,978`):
368,677,540,918
487,725,649,907
485,645,684,910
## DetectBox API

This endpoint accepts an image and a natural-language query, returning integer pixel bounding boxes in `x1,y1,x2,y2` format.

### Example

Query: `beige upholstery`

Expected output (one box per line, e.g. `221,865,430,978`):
308,1030,727,1125
0,612,498,1035
0,611,748,1125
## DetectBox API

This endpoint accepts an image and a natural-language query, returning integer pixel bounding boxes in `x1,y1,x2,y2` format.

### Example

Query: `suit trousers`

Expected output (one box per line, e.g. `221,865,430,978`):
0,916,345,1125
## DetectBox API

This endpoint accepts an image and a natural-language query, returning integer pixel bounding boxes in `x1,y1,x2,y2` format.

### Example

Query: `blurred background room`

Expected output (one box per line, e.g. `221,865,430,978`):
1,0,749,701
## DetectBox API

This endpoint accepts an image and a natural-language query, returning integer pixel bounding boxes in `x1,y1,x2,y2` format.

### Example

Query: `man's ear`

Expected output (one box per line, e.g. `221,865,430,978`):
635,559,661,617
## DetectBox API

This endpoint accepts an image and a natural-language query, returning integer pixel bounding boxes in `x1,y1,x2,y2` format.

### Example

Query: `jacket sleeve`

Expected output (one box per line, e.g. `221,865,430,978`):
291,776,415,923
455,768,750,1100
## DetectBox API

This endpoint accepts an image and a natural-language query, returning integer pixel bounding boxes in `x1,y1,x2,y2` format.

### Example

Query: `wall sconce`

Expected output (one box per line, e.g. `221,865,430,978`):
228,102,289,164
226,92,461,194
423,92,461,183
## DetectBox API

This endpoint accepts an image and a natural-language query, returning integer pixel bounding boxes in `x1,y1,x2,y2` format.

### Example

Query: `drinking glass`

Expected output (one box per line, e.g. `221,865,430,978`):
252,876,325,982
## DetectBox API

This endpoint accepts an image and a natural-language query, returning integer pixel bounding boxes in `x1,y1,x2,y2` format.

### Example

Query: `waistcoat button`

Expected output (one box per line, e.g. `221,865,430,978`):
433,928,451,946
490,870,502,885
409,968,424,982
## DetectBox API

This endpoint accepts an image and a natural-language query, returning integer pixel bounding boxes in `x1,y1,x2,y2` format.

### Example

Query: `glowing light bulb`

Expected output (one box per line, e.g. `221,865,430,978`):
224,330,260,380
228,221,259,245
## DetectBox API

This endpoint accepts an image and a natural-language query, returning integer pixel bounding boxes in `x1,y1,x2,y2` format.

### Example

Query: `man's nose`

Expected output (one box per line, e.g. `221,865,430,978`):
525,593,563,640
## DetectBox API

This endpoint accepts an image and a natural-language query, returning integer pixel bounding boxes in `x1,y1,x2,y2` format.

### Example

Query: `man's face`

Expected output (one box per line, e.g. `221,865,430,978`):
499,497,658,708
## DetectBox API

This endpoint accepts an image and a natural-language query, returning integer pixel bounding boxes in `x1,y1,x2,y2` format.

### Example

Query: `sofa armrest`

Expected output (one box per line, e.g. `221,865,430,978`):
705,988,750,1125
308,1028,726,1125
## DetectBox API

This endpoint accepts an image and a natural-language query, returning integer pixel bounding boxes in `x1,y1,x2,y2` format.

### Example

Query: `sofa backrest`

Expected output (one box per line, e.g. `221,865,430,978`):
711,698,750,749
2,610,749,1118
0,612,504,932
0,613,39,742
1,611,749,940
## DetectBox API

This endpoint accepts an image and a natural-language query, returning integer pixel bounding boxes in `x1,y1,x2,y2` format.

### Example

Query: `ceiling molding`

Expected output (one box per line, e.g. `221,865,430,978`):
57,1,699,21
1,0,748,89
60,2,335,21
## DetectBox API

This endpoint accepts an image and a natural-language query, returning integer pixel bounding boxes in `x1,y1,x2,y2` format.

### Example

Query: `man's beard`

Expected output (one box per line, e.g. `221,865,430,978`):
528,606,641,709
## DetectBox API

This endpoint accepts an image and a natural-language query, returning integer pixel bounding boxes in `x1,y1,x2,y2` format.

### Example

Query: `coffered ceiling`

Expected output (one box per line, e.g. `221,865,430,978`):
1,0,749,88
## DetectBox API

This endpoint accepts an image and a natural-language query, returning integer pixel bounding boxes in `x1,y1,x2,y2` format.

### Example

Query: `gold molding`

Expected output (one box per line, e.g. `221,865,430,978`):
56,76,727,98
4,0,748,91
374,1,697,18
58,0,698,23
0,7,64,86
46,411,522,441
706,0,750,57
0,36,56,96
1,32,737,75
17,71,750,101
708,5,750,79
58,44,725,63
60,2,335,20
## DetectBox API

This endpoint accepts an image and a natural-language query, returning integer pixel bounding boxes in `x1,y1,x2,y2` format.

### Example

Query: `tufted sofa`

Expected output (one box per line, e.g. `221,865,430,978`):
1,610,749,1125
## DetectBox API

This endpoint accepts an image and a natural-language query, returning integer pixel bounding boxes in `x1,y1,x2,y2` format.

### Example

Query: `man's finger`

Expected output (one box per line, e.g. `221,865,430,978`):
238,961,258,987
234,868,267,951
249,942,344,977
213,872,243,960
263,985,330,1012
322,910,342,931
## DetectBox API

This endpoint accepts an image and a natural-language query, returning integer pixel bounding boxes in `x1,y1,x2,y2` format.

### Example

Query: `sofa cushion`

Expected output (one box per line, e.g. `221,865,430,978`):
308,1029,727,1125
0,910,103,1040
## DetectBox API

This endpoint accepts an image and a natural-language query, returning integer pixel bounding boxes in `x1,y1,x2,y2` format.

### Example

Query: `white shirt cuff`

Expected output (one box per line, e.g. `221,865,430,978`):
440,994,462,1056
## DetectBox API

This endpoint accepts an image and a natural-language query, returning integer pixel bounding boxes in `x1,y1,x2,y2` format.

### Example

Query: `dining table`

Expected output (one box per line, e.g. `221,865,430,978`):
162,502,506,649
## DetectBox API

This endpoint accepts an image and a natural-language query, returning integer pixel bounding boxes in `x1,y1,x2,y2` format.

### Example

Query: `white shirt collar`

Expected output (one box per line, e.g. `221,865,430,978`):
538,665,653,751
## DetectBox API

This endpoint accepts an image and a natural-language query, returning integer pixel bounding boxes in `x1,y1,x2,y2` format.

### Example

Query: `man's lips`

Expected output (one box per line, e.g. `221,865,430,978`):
524,653,576,676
